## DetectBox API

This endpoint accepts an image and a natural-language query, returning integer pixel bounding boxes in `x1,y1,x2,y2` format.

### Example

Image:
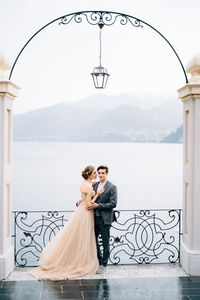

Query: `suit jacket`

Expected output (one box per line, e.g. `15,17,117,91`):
93,180,117,225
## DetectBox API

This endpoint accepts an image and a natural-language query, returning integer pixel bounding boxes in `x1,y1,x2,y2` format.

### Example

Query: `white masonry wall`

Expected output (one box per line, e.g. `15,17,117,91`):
0,52,19,279
178,52,200,276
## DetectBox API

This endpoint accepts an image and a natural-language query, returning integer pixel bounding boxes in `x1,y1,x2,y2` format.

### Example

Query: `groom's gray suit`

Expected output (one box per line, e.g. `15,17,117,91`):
93,180,117,266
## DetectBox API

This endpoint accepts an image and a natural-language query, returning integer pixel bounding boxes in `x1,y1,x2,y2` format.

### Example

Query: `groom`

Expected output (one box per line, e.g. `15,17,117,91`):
88,165,117,274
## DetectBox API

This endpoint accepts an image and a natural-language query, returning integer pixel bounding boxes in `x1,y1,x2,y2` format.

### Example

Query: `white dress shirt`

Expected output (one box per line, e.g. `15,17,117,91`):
97,180,107,193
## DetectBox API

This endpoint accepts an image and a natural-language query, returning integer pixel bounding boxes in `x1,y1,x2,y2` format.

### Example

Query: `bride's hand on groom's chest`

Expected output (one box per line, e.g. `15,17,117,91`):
97,189,109,197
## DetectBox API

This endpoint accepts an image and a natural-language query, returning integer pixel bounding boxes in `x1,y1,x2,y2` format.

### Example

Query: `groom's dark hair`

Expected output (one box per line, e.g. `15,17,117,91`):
97,165,109,173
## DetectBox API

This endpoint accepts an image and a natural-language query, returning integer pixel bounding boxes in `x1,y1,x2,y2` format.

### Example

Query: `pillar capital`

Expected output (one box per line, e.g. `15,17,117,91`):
0,52,20,98
178,53,200,101
0,81,20,98
178,84,200,101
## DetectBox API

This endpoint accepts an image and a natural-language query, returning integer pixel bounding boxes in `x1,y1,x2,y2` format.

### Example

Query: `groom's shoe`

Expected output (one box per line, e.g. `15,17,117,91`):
96,265,106,274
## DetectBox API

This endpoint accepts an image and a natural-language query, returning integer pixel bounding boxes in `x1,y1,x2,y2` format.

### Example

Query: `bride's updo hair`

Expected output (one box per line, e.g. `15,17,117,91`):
82,165,95,180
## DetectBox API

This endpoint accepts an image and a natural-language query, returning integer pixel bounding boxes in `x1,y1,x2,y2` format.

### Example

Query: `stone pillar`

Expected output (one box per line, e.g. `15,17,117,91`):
0,52,20,279
178,53,200,275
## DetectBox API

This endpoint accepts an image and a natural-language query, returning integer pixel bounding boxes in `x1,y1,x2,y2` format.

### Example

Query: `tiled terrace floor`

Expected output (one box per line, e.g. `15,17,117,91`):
1,265,200,300
1,276,200,300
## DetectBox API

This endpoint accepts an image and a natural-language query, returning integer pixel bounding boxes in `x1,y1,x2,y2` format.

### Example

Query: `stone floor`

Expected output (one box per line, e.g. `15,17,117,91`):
1,276,200,299
2,264,200,300
5,263,187,281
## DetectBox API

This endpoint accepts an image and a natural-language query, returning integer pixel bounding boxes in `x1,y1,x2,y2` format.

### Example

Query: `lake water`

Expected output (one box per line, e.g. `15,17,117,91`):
13,142,183,211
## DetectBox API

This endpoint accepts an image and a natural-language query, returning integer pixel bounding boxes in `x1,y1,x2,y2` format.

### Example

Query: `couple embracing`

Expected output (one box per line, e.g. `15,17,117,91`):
30,165,117,280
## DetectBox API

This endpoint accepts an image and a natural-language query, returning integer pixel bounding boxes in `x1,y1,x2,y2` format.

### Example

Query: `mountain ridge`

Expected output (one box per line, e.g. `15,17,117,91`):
13,94,182,142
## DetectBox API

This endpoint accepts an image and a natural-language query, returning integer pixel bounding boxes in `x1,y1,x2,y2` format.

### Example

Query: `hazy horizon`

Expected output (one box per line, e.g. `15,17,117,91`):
13,92,180,116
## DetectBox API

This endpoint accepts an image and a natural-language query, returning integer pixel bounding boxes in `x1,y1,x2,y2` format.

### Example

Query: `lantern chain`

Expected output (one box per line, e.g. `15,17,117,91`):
99,27,102,67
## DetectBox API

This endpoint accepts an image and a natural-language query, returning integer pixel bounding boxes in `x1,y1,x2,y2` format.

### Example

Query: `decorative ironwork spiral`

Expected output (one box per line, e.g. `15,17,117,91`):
13,211,72,266
12,209,181,267
109,209,181,265
9,10,188,84
59,11,143,28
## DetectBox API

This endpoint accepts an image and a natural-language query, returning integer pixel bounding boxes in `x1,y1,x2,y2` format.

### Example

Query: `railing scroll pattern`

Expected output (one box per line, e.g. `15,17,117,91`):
12,209,182,267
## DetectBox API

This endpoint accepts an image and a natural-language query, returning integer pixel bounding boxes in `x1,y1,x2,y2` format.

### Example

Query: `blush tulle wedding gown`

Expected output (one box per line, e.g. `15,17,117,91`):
30,192,99,280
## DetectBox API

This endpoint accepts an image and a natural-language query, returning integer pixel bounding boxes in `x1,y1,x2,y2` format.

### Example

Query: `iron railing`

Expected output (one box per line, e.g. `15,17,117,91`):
12,209,182,267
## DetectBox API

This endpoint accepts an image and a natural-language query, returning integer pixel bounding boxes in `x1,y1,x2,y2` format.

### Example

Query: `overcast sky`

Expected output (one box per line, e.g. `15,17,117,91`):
0,0,200,114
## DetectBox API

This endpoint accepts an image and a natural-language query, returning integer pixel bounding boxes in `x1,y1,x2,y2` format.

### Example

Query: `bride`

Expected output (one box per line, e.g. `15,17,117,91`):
30,165,104,280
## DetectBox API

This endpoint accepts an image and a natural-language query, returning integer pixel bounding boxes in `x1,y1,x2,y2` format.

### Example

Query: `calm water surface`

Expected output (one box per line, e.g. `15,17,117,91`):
13,142,183,211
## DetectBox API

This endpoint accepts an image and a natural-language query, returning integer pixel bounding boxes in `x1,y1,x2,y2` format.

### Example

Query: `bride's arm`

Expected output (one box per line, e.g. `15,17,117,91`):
91,188,104,203
85,187,104,207
85,188,94,209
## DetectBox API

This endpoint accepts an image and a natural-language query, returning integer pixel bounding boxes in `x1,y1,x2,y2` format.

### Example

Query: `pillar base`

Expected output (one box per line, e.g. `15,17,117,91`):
0,246,14,279
181,242,200,276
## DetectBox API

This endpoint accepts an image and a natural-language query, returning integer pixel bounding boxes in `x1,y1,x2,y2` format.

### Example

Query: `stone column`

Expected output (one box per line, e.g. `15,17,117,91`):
178,53,200,275
0,52,20,279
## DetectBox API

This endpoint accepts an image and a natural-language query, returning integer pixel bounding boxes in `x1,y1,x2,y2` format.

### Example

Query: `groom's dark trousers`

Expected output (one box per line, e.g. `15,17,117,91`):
94,217,110,266
93,181,117,267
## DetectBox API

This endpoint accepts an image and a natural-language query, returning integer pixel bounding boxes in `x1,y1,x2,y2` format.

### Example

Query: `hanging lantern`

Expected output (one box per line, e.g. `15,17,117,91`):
91,66,109,89
91,23,110,89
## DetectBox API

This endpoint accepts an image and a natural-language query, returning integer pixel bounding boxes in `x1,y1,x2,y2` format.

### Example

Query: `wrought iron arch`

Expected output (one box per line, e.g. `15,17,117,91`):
9,10,188,83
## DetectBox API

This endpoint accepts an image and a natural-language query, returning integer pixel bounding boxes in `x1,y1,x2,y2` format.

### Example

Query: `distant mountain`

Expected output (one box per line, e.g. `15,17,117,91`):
161,125,183,143
73,93,180,111
13,94,183,142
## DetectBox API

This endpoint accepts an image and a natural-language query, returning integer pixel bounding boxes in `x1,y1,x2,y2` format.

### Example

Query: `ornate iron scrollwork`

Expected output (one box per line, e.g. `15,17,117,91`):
109,209,181,264
59,11,143,28
12,209,181,267
13,211,73,266
9,10,188,83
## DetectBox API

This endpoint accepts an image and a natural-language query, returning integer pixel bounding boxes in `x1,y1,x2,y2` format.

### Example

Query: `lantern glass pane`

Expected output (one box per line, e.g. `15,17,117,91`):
103,74,109,88
96,74,104,88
